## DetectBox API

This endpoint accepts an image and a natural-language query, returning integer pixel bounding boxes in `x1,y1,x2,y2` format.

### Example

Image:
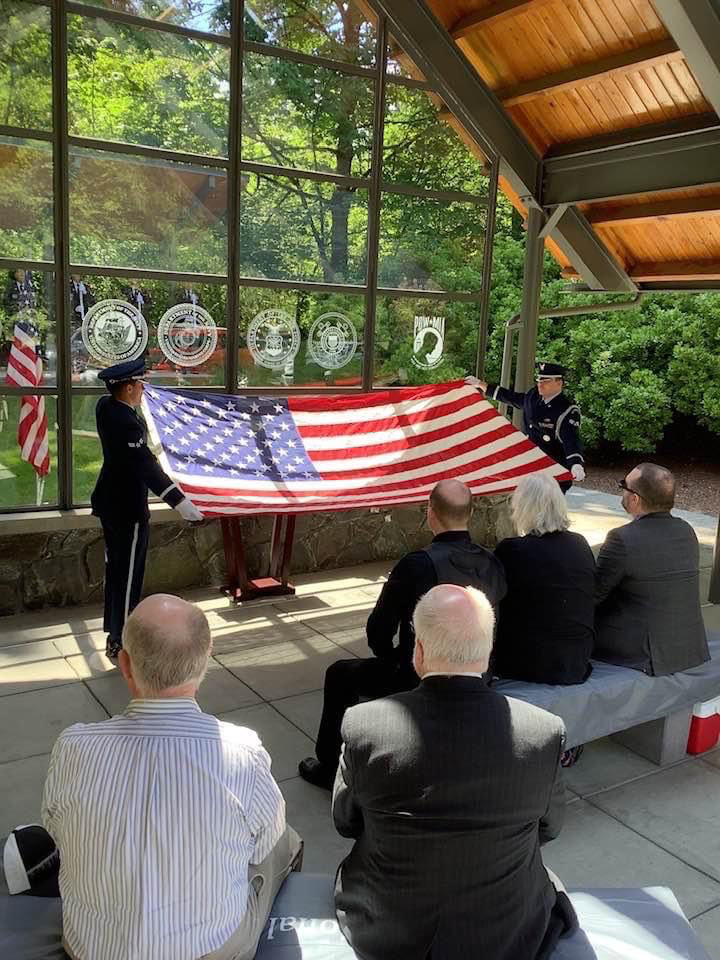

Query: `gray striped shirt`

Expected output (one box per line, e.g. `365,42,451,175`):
41,698,285,960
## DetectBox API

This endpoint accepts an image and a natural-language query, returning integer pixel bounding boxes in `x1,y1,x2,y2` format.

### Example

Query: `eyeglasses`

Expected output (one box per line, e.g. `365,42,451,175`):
617,478,641,496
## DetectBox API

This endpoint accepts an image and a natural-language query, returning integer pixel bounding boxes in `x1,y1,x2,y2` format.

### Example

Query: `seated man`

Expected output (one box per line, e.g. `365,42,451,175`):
41,594,302,960
333,584,576,960
299,479,507,789
594,462,710,675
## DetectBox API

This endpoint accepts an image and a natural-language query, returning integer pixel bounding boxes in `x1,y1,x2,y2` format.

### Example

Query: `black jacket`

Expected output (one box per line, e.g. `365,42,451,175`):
594,512,709,676
366,531,507,670
492,531,595,685
487,384,583,470
91,396,184,522
334,677,572,960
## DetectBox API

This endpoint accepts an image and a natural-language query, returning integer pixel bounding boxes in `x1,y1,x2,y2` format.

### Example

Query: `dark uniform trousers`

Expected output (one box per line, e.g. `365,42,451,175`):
314,532,507,768
92,394,184,647
487,383,584,493
100,515,150,646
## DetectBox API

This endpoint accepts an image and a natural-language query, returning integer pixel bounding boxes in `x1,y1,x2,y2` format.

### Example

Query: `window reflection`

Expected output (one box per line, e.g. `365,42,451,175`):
0,137,54,261
1,268,56,388
0,0,52,130
78,0,230,36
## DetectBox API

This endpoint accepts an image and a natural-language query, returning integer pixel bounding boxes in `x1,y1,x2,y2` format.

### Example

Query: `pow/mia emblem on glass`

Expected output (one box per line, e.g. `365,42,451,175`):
412,315,445,370
82,299,148,365
307,312,357,369
247,309,301,369
157,304,218,367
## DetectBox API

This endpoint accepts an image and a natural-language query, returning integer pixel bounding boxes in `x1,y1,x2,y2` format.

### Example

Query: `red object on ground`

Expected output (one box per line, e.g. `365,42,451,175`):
687,698,720,754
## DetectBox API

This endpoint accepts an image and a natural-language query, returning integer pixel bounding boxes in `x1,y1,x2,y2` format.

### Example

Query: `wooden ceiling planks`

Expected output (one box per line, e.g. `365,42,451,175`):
424,0,720,284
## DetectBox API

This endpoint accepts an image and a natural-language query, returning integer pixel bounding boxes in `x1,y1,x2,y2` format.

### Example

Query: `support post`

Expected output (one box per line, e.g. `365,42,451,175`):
710,515,720,604
611,707,692,766
512,206,544,428
220,515,296,603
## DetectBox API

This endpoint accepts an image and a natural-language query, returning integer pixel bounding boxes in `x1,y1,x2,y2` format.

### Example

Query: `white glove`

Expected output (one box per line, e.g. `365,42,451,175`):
464,375,487,391
176,498,204,522
571,464,586,482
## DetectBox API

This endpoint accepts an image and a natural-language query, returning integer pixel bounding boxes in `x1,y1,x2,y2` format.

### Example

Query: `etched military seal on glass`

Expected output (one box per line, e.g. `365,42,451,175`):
82,299,148,365
247,308,301,370
307,311,357,369
157,304,218,367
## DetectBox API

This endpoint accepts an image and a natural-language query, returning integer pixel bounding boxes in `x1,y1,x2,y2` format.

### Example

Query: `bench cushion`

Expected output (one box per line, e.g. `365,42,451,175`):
1,871,710,959
492,632,720,749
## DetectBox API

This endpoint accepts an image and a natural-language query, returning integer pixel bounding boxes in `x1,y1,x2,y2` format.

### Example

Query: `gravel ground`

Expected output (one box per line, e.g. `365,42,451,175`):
585,454,720,517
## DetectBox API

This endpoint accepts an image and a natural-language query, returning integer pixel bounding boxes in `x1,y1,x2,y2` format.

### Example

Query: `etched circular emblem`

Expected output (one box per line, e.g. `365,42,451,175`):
157,304,218,367
82,299,148,365
247,309,301,369
307,312,357,369
411,315,445,370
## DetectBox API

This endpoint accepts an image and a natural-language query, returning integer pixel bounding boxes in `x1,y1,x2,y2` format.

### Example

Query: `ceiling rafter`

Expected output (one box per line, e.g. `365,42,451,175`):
450,0,556,40
588,195,720,227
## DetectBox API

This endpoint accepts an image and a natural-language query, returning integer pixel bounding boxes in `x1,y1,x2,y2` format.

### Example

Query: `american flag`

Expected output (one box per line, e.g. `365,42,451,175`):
142,380,571,517
4,320,50,478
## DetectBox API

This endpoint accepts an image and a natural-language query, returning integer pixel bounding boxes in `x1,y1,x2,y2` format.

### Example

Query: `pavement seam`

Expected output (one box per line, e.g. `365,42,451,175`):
0,750,52,766
582,795,720,888
688,900,720,922
80,677,112,718
569,755,696,800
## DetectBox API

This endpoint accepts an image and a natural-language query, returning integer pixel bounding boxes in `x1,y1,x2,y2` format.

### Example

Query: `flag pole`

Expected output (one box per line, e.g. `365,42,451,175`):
36,473,45,506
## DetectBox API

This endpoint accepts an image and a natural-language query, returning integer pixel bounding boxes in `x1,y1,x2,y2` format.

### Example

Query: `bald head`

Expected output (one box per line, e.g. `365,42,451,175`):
428,479,472,533
413,584,494,675
122,594,211,697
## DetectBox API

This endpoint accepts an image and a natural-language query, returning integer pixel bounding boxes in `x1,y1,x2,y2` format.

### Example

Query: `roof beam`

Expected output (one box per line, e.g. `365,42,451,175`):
588,195,720,226
369,0,635,291
497,39,684,108
630,260,720,282
652,0,720,117
450,0,555,39
545,112,719,160
543,126,720,204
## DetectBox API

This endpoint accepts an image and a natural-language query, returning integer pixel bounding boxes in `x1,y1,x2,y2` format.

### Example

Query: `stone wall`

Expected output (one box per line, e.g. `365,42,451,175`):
0,496,513,616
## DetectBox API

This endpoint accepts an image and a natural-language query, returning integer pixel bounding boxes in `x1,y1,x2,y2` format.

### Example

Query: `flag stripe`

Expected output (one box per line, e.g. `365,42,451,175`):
4,322,51,478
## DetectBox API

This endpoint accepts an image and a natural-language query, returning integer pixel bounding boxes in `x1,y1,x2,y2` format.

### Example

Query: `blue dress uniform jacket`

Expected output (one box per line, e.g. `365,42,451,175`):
487,383,584,471
91,396,183,522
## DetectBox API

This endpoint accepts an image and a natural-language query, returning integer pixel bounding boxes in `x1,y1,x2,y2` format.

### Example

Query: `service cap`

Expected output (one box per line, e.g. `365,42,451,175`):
536,361,566,380
97,358,146,387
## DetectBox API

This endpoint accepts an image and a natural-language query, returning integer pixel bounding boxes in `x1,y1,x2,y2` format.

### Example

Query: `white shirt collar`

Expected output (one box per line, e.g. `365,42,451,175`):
422,671,486,680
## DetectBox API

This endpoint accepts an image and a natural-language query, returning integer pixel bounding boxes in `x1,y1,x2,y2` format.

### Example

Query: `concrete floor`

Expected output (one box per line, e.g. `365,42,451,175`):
1,490,719,957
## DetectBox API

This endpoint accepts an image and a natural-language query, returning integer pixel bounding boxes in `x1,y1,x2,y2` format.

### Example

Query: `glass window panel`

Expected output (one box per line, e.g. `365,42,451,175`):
240,173,368,284
69,147,227,273
78,0,230,36
67,15,230,157
238,286,364,388
0,0,52,130
69,276,227,388
374,298,479,387
383,84,488,194
378,193,487,294
386,35,425,81
0,395,58,509
242,53,373,177
72,393,103,506
245,1,375,65
1,267,57,388
0,137,53,261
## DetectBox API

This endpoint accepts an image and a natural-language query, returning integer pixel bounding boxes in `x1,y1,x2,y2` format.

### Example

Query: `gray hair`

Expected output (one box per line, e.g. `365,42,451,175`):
511,473,569,536
413,585,495,665
123,596,211,695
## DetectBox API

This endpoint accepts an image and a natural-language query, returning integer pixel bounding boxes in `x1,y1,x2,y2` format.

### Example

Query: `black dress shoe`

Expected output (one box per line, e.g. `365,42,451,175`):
105,638,122,663
298,757,335,790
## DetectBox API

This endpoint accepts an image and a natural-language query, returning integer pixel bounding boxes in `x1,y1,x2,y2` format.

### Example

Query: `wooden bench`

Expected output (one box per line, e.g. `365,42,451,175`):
492,632,720,765
253,873,711,959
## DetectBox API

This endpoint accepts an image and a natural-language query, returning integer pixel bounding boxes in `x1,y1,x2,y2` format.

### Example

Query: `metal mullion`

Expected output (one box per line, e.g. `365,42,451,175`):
237,277,366,296
0,257,55,272
67,135,229,169
0,386,62,396
475,157,499,379
0,125,54,143
239,160,369,190
381,180,490,205
226,0,243,394
66,1,231,46
68,263,228,284
51,0,73,510
362,16,388,391
376,287,484,303
384,73,430,91
243,40,375,79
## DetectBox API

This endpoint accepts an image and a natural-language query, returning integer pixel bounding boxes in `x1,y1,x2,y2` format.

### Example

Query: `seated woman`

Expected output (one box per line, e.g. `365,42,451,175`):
492,473,595,686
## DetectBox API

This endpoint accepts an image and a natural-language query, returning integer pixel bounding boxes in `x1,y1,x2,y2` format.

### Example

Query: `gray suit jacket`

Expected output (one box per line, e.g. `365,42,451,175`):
594,512,709,676
333,677,569,960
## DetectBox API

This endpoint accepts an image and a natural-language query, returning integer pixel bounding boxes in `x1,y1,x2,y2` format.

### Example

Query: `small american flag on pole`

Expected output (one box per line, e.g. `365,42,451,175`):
4,319,50,480
143,381,570,517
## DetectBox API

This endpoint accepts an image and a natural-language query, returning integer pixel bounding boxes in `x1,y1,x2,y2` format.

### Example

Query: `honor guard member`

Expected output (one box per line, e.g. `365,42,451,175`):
69,274,95,321
125,281,151,315
4,269,35,313
91,358,203,662
466,362,585,492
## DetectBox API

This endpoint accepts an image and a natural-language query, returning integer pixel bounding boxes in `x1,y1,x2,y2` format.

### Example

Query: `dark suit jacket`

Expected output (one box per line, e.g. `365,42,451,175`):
333,677,569,960
493,531,595,685
594,512,709,676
